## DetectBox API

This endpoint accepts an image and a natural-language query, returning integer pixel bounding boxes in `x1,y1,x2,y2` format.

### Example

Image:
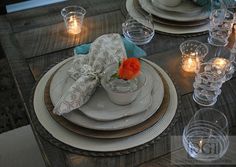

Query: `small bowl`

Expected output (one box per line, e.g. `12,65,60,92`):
101,63,146,105
122,16,154,45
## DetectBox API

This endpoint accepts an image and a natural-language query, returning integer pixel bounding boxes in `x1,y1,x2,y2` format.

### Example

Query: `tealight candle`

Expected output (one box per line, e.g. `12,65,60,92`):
212,58,229,70
61,6,86,35
67,16,81,35
182,53,199,73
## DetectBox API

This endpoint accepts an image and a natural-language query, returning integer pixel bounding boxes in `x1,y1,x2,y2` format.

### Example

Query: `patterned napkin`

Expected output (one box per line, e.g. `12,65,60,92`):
53,34,127,115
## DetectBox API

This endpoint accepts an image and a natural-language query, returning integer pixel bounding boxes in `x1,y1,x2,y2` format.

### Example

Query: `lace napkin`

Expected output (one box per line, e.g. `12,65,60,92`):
53,34,127,115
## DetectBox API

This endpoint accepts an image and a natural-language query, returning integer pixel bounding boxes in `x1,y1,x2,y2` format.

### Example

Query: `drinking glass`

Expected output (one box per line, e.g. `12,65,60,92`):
208,9,234,46
61,6,86,35
193,62,226,106
122,15,154,45
183,108,229,161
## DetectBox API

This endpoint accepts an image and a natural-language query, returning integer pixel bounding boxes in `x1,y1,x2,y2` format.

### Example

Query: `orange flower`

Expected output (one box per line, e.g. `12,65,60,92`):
118,58,141,80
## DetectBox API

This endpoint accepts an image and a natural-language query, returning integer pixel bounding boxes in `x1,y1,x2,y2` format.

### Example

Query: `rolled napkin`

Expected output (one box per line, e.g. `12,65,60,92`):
53,34,127,115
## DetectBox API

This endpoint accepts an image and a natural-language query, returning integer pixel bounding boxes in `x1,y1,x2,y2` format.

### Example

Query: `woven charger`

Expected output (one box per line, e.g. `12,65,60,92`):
44,60,170,139
32,57,178,153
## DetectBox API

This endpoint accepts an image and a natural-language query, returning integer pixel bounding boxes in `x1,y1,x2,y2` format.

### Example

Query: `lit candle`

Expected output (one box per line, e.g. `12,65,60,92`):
212,58,229,70
182,53,199,73
67,16,81,35
199,139,203,153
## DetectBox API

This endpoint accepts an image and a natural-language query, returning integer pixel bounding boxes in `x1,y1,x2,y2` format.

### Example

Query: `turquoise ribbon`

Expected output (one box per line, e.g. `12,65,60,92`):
74,38,146,58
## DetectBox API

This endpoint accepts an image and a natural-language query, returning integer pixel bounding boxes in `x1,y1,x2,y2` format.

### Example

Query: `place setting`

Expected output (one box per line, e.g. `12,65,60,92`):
31,32,180,154
26,3,183,155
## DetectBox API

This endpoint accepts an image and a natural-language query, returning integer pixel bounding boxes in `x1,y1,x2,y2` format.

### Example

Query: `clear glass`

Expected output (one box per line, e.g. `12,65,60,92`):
180,40,208,73
122,15,154,45
101,63,146,105
61,6,86,35
204,45,235,81
183,108,229,161
193,62,226,106
208,9,234,46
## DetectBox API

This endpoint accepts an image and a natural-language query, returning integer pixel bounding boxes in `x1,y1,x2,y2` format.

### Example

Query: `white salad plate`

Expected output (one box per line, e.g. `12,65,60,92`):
50,60,164,122
151,0,203,14
139,0,209,22
32,57,178,152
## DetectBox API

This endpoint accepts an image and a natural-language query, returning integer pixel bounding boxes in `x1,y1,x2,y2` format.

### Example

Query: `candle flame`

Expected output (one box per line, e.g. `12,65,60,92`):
213,58,229,70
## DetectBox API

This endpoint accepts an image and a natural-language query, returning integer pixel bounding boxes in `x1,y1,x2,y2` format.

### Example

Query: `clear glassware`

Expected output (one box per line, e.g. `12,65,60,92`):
180,40,208,73
204,45,235,81
183,108,229,161
61,6,86,35
122,15,154,45
208,9,235,46
193,62,226,106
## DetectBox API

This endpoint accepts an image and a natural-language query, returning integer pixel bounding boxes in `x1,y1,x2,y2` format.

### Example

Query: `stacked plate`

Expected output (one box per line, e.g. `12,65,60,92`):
33,57,178,152
126,0,210,34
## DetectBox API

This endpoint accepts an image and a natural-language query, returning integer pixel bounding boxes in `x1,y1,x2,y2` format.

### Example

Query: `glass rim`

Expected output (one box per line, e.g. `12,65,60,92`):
185,108,229,133
61,5,86,17
179,40,208,55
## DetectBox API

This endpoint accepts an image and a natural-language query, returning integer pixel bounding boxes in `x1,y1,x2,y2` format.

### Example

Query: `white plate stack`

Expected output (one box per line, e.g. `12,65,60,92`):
32,57,178,152
126,0,210,34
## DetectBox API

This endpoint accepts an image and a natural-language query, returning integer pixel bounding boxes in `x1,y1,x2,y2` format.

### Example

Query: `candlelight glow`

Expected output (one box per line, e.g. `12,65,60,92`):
67,16,81,35
182,54,199,73
212,58,229,70
199,139,203,152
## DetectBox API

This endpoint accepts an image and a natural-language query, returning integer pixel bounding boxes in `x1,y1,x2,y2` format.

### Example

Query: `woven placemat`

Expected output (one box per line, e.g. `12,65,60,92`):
29,59,182,156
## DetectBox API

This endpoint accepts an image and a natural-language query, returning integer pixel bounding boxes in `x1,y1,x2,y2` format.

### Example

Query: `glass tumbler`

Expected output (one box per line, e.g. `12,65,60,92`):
208,9,234,46
61,6,86,35
122,15,154,45
180,40,208,73
183,108,229,161
193,62,226,106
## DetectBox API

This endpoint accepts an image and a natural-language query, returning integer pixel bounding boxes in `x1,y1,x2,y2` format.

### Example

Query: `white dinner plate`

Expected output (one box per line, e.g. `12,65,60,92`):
33,57,178,152
127,0,209,34
50,60,164,122
139,0,209,22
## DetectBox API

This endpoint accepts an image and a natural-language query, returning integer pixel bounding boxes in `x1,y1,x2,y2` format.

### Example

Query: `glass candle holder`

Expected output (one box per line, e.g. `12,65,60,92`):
180,40,208,73
61,6,86,35
193,62,227,106
205,46,235,81
183,108,229,161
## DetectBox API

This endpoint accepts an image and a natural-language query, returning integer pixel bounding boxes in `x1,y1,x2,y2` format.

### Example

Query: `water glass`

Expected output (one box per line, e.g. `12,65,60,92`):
183,108,229,161
193,62,226,106
208,9,234,46
122,15,154,45
61,6,86,35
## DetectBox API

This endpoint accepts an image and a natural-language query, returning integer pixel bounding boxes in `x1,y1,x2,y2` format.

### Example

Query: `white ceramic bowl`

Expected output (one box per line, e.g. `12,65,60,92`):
101,63,146,105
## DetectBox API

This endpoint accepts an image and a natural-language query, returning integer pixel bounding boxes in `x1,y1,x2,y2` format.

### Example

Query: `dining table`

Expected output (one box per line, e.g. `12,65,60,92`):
1,0,236,166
